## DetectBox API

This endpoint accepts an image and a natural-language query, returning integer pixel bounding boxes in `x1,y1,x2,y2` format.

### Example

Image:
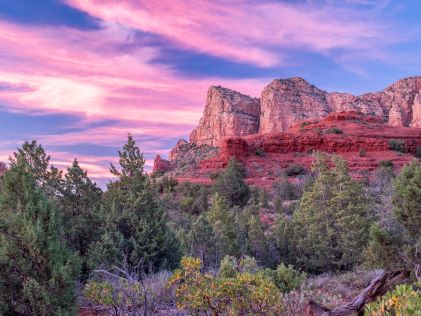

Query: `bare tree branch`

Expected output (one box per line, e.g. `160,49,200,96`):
305,269,410,316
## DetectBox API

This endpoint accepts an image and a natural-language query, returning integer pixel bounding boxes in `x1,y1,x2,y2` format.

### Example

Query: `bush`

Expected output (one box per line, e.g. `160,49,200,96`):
365,283,421,315
325,127,343,134
264,263,306,293
285,164,306,176
169,257,283,315
254,148,266,157
379,160,394,169
359,148,366,157
388,139,406,153
85,269,173,315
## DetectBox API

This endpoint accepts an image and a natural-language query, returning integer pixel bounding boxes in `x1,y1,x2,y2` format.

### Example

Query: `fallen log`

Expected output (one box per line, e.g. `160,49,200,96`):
305,269,410,316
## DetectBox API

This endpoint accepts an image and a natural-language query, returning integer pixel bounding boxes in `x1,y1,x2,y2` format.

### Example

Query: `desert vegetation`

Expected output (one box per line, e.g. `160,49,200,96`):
0,137,420,315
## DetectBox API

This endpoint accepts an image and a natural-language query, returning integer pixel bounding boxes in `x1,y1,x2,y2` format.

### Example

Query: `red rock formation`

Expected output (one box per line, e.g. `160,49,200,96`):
189,86,260,147
169,139,189,160
196,111,421,181
152,155,172,174
260,76,421,133
190,76,421,147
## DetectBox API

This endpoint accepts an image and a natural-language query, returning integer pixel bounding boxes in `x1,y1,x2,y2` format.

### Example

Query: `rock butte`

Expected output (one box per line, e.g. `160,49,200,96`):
155,76,421,185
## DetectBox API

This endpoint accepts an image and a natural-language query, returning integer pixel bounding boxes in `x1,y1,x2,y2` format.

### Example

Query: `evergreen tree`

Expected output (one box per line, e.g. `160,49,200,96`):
61,159,103,278
92,135,181,272
213,157,250,207
208,193,237,262
293,153,372,273
393,160,421,238
9,140,63,197
247,214,271,265
189,214,216,267
0,153,78,315
274,215,294,265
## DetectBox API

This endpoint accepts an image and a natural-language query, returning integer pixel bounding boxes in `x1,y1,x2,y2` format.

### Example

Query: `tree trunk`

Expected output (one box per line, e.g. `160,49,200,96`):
305,269,410,316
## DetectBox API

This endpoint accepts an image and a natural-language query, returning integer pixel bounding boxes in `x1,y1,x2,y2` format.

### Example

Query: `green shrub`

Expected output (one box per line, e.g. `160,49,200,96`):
379,160,394,169
169,257,283,315
219,256,238,278
388,139,406,153
264,263,306,293
325,127,343,134
255,148,266,157
285,164,306,176
359,148,367,157
365,283,421,315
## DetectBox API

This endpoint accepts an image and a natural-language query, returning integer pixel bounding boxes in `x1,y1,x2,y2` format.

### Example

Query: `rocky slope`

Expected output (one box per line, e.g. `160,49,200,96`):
197,111,421,183
190,76,421,146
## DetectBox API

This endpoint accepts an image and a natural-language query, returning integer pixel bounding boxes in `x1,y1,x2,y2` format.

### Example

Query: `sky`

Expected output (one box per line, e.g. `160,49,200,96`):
0,0,421,186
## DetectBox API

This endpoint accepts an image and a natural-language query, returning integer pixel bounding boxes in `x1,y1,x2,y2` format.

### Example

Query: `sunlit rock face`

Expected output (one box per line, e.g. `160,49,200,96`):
155,76,421,185
190,77,421,147
259,76,421,133
189,86,260,147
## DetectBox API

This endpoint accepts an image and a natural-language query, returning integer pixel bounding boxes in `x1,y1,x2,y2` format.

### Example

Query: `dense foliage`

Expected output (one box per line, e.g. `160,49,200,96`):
168,257,283,315
0,137,419,314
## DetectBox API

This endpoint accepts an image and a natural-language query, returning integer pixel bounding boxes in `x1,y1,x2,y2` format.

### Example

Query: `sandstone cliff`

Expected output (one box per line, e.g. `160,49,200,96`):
189,86,260,147
259,76,421,133
190,76,421,145
197,111,421,182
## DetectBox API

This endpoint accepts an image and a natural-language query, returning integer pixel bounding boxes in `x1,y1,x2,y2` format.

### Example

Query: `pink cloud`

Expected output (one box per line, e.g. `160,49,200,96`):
0,20,266,125
65,0,390,67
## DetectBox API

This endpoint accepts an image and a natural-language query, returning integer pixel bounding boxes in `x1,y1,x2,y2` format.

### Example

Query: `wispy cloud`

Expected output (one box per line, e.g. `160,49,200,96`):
65,0,393,67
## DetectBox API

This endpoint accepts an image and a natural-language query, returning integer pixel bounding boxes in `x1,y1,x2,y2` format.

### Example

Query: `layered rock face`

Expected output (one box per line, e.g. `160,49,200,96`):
259,76,421,133
189,86,260,147
198,111,421,180
190,76,421,146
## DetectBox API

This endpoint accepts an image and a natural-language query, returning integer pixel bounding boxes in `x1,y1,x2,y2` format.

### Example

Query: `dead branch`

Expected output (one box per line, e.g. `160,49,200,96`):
305,269,410,316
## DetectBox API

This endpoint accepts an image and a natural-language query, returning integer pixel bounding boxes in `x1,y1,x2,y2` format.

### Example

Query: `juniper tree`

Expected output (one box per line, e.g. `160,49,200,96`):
293,153,372,273
208,193,237,262
393,160,421,239
61,159,103,278
366,161,421,273
247,214,271,265
189,214,216,267
9,140,63,198
213,157,250,207
0,150,78,315
92,135,181,272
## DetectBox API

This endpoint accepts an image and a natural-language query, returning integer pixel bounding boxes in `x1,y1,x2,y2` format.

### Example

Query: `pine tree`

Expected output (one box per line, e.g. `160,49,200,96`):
92,135,181,272
213,157,250,207
293,153,372,273
247,214,270,265
274,215,294,265
208,193,237,262
61,159,103,278
0,154,78,315
190,214,216,267
393,160,421,238
9,140,63,198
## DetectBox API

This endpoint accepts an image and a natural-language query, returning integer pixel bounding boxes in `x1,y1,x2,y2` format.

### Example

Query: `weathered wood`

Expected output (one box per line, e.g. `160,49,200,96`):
305,270,410,316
